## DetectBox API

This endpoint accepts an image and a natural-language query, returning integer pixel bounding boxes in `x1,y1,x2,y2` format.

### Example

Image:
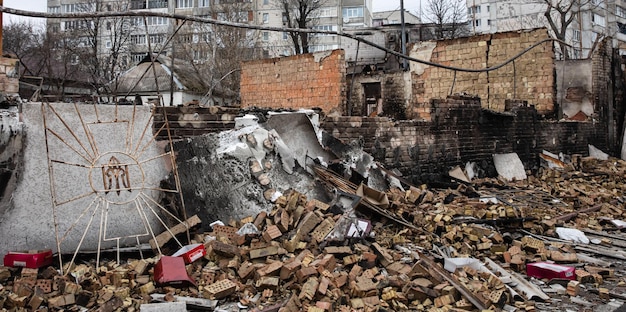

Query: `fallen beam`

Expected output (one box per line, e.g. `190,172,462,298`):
418,254,490,310
149,215,201,251
555,205,602,222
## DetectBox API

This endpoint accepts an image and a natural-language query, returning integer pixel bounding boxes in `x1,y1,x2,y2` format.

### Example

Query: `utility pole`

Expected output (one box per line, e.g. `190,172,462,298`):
401,0,407,70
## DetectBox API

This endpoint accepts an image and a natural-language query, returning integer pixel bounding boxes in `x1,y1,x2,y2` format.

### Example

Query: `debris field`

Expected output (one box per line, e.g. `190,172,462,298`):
3,153,626,312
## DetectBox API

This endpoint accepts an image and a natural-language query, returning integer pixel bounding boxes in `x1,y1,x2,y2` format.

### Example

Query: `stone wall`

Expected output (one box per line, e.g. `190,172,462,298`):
409,29,554,118
240,50,346,114
322,96,606,183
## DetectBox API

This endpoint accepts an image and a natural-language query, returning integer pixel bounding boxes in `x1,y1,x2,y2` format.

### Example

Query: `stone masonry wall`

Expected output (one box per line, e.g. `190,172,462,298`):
240,50,346,114
409,29,554,119
322,96,606,183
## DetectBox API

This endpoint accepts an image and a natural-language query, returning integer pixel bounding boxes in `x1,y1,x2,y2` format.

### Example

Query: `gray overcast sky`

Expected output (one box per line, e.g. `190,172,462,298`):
1,0,426,25
3,0,47,25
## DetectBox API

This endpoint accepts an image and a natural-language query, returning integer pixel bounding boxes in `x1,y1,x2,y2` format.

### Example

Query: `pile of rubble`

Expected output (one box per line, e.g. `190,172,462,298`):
3,153,626,311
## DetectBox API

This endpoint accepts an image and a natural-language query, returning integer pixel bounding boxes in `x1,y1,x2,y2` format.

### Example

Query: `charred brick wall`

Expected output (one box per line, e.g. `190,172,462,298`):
240,50,346,114
409,29,554,118
153,106,239,140
322,96,606,183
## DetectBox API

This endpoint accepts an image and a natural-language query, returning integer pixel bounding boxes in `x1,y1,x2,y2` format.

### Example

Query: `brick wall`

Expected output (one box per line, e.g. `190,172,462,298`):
322,96,606,183
153,106,239,140
240,50,347,114
409,29,554,117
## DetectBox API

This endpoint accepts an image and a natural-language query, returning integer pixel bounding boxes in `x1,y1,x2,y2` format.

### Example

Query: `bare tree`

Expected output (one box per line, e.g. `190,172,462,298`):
174,3,262,104
278,0,325,54
425,0,468,39
73,0,134,97
540,0,595,59
3,21,46,76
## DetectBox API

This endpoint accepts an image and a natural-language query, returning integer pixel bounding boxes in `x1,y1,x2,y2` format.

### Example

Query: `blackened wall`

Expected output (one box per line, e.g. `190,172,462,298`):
322,96,607,183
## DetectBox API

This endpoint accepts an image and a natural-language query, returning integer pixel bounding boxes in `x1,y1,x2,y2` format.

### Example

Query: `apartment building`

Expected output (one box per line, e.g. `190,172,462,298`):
47,0,373,61
466,0,626,59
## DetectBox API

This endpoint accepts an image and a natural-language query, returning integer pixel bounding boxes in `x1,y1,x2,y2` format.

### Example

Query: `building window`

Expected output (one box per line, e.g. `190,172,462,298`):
317,7,337,17
106,41,112,49
131,34,147,45
148,0,168,9
146,16,169,25
592,13,606,27
312,25,337,36
474,19,481,27
343,7,363,18
176,0,193,8
64,20,93,30
131,17,145,26
262,31,269,41
199,0,209,7
179,34,193,43
237,11,249,22
572,29,581,41
106,22,112,30
63,3,77,12
263,0,269,5
131,0,146,9
132,53,148,64
468,5,481,14
618,6,626,19
149,34,165,44
48,6,60,13
618,22,626,34
262,13,269,23
487,19,491,26
283,32,289,40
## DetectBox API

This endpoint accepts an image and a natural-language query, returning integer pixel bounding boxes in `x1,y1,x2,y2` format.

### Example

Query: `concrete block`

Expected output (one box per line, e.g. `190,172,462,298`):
140,302,187,312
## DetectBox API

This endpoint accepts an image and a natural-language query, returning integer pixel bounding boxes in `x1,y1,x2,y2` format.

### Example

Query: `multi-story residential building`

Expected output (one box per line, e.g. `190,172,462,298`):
466,0,626,59
372,9,420,26
257,0,373,56
47,0,374,61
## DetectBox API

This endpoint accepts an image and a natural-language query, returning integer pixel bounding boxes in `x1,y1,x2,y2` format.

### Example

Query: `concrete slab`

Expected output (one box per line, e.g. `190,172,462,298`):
589,144,609,160
0,103,170,258
140,302,187,312
493,153,527,181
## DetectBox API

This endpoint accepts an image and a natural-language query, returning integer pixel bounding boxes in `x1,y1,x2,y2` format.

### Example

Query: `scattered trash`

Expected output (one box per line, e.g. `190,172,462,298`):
556,227,590,244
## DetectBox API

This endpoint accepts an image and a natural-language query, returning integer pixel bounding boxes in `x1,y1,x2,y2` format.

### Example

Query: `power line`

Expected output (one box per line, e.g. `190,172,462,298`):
0,6,566,73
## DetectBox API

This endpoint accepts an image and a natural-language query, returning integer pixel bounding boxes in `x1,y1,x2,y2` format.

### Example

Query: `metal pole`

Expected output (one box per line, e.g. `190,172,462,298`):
401,0,407,70
0,0,4,54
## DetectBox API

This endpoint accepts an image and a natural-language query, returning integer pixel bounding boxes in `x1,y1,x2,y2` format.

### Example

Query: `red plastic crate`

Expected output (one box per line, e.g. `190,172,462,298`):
3,249,53,269
172,244,206,264
526,262,576,280
153,256,196,287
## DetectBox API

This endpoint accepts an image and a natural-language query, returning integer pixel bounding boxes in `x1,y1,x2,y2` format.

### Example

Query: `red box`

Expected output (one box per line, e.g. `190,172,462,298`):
4,249,53,269
526,262,576,280
172,244,205,264
154,256,196,287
